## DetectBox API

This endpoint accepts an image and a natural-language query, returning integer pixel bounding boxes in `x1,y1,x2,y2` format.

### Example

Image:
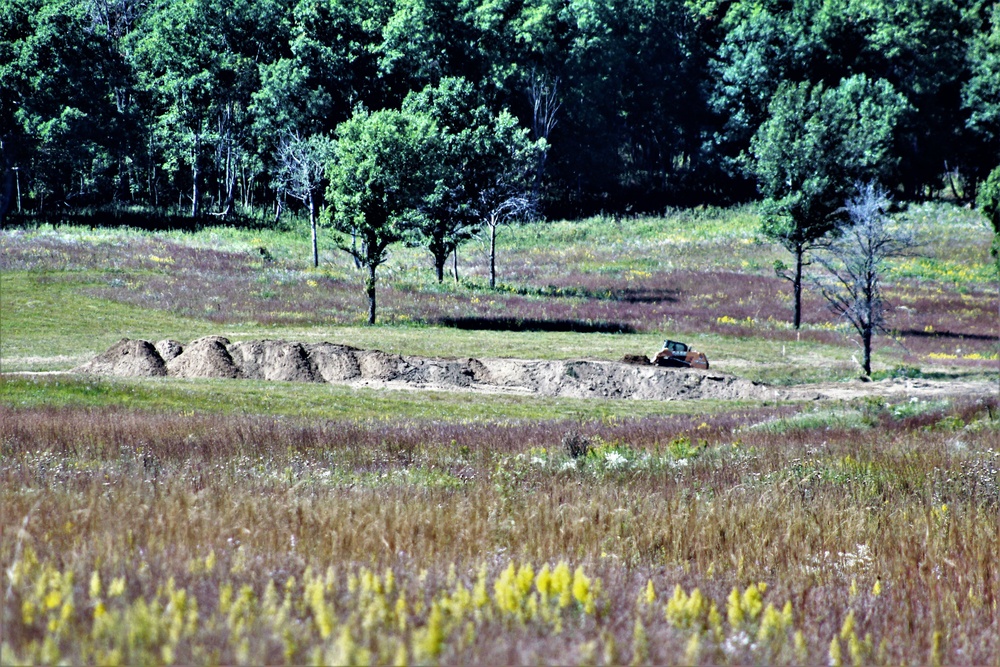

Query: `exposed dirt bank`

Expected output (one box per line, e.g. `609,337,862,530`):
73,337,779,401
66,337,998,403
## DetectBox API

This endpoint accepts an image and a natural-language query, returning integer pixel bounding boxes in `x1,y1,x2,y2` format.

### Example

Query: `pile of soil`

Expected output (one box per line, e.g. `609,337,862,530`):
75,338,167,377
165,336,242,379
75,337,778,401
230,340,318,382
154,339,183,362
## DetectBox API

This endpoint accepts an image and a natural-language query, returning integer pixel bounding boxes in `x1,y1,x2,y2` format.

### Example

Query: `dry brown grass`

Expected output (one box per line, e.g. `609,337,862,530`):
4,399,1000,663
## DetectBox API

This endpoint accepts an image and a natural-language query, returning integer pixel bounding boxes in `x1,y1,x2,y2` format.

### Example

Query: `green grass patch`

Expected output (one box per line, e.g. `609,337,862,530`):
2,266,865,384
1,271,216,371
0,374,760,422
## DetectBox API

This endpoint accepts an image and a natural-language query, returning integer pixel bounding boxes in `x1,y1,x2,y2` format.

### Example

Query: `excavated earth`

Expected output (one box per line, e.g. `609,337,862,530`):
73,337,782,401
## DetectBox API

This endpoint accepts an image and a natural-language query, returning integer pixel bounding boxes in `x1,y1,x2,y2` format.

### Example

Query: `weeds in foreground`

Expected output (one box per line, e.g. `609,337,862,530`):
3,399,1000,663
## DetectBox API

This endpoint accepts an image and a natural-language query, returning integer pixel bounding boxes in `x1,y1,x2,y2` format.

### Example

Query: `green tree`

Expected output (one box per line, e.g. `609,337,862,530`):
252,0,382,220
978,166,1000,265
1,0,123,211
710,0,972,199
708,1,803,185
401,78,483,282
964,3,1000,183
379,0,482,100
130,0,284,217
324,109,442,325
749,74,910,329
400,77,539,284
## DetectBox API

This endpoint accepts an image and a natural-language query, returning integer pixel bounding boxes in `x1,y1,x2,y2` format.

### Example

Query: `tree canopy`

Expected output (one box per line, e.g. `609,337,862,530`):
1,0,998,224
324,108,443,324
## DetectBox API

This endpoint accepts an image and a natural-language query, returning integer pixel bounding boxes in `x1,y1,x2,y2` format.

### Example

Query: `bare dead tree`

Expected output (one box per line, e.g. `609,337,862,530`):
481,191,536,289
274,132,332,267
527,71,560,193
528,71,561,142
814,182,917,377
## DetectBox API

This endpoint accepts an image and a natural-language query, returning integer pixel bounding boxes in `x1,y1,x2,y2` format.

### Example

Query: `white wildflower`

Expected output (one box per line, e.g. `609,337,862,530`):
604,451,628,469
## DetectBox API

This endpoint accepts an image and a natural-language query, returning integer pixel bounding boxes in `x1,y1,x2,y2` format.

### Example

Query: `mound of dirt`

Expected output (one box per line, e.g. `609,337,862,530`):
74,338,166,377
456,358,768,400
166,336,242,379
155,339,183,361
306,343,362,382
77,337,778,401
621,354,651,366
229,340,319,382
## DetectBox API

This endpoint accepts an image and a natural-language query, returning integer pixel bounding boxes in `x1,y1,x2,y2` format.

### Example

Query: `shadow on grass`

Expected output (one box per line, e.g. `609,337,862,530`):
438,316,637,334
604,289,680,304
898,329,997,342
2,208,278,233
457,280,679,304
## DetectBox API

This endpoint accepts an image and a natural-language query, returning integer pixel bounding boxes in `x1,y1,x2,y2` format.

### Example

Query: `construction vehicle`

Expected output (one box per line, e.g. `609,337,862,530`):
653,339,709,370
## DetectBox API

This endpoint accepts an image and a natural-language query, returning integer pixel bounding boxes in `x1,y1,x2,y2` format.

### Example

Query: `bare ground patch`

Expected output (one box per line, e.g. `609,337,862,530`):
73,337,779,401
67,337,998,402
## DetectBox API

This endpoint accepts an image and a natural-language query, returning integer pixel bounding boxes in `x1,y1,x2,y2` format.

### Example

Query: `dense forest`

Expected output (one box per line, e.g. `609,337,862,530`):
1,0,999,224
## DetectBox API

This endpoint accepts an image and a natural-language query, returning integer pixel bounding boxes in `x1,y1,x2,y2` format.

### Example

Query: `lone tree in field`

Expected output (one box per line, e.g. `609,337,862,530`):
401,78,542,285
814,182,915,378
325,109,441,325
749,74,910,329
401,78,487,283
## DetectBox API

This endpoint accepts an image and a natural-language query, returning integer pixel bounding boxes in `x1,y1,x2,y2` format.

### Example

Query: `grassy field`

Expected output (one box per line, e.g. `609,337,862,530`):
2,203,1000,664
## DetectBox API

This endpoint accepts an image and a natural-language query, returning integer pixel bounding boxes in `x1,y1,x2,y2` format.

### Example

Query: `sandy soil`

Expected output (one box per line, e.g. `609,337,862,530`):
783,377,997,402
72,337,778,400
65,337,999,403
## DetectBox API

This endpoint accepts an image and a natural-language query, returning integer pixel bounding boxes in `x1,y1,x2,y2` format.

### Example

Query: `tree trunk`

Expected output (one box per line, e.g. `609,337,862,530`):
191,132,201,218
366,263,377,326
191,163,200,218
862,324,872,377
434,254,446,283
452,247,459,283
351,230,363,269
793,243,804,330
309,192,318,268
273,196,283,225
222,170,236,218
489,222,498,289
430,237,449,283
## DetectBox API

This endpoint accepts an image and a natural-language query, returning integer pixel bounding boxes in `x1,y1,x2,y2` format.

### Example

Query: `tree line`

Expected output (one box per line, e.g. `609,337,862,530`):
2,0,999,224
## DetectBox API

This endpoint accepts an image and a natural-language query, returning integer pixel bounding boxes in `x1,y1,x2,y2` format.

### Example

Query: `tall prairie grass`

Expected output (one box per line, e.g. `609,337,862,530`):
4,399,1000,663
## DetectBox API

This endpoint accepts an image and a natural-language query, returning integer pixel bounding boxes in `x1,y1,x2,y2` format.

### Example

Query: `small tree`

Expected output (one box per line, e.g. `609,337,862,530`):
814,182,915,378
401,78,483,283
400,79,542,286
325,109,441,325
471,111,543,289
274,132,332,268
